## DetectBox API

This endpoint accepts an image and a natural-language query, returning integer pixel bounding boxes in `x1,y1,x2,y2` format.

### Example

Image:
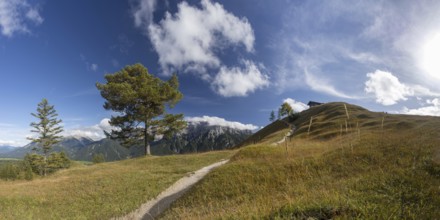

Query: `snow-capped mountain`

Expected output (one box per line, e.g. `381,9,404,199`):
0,136,94,159
153,122,252,154
0,123,252,161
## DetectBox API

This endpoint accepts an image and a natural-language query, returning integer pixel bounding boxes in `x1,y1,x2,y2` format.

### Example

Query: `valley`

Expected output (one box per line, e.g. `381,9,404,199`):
0,122,251,161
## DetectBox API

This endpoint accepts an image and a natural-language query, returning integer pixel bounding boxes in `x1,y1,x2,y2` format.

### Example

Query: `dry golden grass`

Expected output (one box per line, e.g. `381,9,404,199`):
0,150,234,219
161,130,440,219
160,103,440,219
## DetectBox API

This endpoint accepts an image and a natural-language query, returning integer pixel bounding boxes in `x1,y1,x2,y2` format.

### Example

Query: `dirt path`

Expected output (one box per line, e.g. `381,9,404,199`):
272,130,293,146
115,159,229,220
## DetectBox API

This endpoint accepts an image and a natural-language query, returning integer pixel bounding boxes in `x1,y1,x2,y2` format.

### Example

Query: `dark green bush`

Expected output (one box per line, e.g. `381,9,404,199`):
92,153,106,164
24,152,71,176
0,163,20,180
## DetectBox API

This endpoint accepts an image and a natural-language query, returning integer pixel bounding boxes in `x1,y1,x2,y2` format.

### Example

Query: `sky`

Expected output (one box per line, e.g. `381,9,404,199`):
1,0,440,147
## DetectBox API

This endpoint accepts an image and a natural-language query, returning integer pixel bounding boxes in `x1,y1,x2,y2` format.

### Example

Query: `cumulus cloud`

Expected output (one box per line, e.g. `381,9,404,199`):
213,60,269,97
132,0,157,31
64,118,114,140
402,98,440,116
145,0,254,74
0,0,43,37
364,70,440,106
131,0,263,97
283,98,309,112
365,70,414,105
186,116,258,131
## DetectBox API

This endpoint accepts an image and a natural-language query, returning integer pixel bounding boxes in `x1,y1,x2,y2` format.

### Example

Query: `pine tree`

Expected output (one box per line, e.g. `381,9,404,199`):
269,110,276,122
278,102,294,118
96,63,186,155
28,98,63,176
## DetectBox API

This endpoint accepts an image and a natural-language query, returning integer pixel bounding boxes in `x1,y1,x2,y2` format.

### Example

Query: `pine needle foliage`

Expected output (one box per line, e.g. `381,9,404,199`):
28,98,63,176
96,63,186,155
278,102,293,119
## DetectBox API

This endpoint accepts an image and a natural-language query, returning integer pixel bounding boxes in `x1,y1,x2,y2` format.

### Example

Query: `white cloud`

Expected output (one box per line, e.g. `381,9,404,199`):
131,0,264,97
0,119,115,147
283,98,309,112
132,0,157,31
345,51,380,64
271,33,372,99
26,8,43,24
305,69,355,99
412,85,440,97
364,70,440,106
269,1,440,100
186,116,258,131
91,63,98,71
0,0,43,37
402,98,440,116
145,0,254,74
365,70,414,105
213,60,269,97
64,118,114,141
97,118,113,132
0,123,31,147
0,139,20,147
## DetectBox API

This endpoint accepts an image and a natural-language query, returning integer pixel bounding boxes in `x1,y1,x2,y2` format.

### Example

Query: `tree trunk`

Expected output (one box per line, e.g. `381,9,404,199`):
43,153,47,176
144,123,151,156
146,142,151,155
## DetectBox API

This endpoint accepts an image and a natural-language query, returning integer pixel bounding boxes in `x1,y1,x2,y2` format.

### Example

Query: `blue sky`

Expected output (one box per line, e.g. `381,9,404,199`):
1,0,440,146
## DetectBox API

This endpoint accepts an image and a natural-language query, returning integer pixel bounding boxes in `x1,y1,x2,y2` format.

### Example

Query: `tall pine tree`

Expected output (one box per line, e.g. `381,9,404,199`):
96,63,186,155
28,98,63,176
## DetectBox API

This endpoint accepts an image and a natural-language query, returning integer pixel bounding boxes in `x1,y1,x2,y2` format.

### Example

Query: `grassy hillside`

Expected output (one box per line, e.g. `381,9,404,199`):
160,102,440,219
237,119,290,147
0,151,234,219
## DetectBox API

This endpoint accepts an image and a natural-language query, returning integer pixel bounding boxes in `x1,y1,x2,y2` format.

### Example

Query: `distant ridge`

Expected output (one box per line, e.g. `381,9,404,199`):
0,146,16,154
0,123,251,161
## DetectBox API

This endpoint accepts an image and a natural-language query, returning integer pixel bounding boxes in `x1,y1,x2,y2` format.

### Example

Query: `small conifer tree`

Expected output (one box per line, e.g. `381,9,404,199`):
28,98,63,176
269,110,276,122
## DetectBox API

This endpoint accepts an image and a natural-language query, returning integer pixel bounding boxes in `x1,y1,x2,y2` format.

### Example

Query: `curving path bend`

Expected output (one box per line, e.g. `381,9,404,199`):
115,159,229,220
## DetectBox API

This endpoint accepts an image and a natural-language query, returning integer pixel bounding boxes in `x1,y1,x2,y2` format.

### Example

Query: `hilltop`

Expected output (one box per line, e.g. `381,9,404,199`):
160,102,440,219
241,102,440,145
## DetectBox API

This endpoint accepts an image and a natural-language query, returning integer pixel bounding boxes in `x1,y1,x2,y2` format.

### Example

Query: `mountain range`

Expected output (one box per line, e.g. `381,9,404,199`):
0,146,16,154
0,123,251,161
